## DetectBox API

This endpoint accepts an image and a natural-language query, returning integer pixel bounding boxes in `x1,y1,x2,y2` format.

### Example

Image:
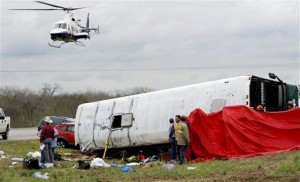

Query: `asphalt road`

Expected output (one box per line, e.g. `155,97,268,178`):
0,128,38,142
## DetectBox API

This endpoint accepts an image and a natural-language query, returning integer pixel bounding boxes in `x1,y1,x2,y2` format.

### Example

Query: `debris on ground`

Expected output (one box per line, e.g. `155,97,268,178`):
143,163,153,168
162,163,176,170
27,151,41,158
9,162,18,168
126,162,140,166
11,158,24,162
33,172,49,180
0,151,10,159
111,164,125,168
44,163,54,168
187,167,197,170
90,158,110,168
40,163,46,169
23,158,40,169
143,155,158,163
78,160,90,170
111,164,118,168
127,155,138,162
121,166,133,172
53,152,62,161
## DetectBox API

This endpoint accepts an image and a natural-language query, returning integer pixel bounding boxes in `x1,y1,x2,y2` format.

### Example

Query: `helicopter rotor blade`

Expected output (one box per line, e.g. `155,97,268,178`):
9,8,61,11
10,1,108,12
35,1,66,9
70,7,86,11
36,1,86,11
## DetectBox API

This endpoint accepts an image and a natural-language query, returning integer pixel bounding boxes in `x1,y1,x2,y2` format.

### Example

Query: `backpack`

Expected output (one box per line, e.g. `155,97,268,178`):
23,158,40,169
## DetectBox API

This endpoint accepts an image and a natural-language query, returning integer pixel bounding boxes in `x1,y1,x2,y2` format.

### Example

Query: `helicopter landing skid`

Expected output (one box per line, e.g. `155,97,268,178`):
48,41,85,48
75,41,85,47
48,41,66,48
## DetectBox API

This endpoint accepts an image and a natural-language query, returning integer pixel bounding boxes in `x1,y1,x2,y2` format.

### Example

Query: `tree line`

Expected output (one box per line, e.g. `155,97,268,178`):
0,83,154,128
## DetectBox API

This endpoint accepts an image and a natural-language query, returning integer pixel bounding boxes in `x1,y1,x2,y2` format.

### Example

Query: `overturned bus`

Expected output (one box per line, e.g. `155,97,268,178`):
75,75,299,153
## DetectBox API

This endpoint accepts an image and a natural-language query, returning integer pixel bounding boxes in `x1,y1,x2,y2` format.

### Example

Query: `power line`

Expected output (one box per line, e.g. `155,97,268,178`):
0,63,297,73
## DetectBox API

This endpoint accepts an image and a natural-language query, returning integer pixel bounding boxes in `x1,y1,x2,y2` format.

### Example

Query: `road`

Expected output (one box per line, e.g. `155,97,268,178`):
0,128,38,142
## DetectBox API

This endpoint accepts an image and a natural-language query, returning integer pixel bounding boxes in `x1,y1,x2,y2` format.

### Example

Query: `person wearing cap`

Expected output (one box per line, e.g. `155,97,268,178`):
168,118,176,161
40,117,55,163
175,115,190,165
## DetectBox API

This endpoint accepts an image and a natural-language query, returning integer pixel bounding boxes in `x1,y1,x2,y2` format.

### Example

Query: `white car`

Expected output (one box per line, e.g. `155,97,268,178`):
0,108,10,140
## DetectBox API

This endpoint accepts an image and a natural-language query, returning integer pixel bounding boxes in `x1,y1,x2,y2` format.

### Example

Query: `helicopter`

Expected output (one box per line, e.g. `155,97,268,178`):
10,1,100,48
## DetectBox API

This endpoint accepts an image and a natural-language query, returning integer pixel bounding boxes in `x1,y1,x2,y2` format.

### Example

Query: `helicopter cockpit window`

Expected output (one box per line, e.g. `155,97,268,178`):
54,23,67,30
59,23,67,30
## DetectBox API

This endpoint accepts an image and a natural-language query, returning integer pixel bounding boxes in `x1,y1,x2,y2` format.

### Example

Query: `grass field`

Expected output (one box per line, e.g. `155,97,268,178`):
0,140,299,182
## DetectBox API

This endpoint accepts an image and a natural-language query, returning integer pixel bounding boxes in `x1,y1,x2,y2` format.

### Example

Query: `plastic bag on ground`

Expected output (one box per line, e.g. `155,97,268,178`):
27,151,41,158
33,172,49,179
90,158,110,168
121,166,133,172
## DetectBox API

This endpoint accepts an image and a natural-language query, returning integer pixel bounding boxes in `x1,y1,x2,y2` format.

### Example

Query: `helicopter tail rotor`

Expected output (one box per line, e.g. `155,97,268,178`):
86,13,90,28
87,25,99,35
84,13,99,35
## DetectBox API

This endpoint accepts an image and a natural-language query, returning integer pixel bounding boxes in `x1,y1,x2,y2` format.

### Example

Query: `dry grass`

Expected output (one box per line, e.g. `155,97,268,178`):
0,140,299,182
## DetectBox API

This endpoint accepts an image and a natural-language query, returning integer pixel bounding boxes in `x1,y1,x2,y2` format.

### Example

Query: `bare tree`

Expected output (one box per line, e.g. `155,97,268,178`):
130,87,154,95
0,85,154,128
41,83,62,96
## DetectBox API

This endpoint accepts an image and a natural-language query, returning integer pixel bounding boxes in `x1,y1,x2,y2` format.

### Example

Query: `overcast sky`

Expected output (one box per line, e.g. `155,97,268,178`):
1,0,299,93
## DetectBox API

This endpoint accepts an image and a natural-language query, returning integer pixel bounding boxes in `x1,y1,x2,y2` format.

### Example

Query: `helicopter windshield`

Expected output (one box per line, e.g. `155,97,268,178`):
54,23,67,30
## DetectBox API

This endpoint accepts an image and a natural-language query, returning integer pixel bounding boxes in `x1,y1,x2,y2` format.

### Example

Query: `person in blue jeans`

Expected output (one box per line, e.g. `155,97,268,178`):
39,117,54,163
168,118,176,161
52,128,58,153
175,115,190,165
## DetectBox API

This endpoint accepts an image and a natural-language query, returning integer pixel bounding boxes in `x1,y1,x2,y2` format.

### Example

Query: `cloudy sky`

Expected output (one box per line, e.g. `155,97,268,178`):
1,0,299,93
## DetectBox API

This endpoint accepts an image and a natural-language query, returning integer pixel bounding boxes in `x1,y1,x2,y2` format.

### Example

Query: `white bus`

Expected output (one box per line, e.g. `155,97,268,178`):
75,75,299,153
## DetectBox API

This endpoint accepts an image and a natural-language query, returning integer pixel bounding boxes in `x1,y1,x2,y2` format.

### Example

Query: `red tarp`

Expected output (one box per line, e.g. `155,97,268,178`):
186,106,300,162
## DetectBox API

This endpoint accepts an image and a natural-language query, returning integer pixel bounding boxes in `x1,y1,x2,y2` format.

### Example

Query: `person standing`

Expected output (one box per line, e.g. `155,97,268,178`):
52,127,58,153
40,117,54,163
180,115,190,127
175,115,190,165
168,118,176,161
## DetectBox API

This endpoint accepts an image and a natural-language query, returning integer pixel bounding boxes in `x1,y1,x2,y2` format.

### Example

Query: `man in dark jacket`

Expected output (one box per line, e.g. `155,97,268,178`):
168,118,176,161
40,117,54,163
